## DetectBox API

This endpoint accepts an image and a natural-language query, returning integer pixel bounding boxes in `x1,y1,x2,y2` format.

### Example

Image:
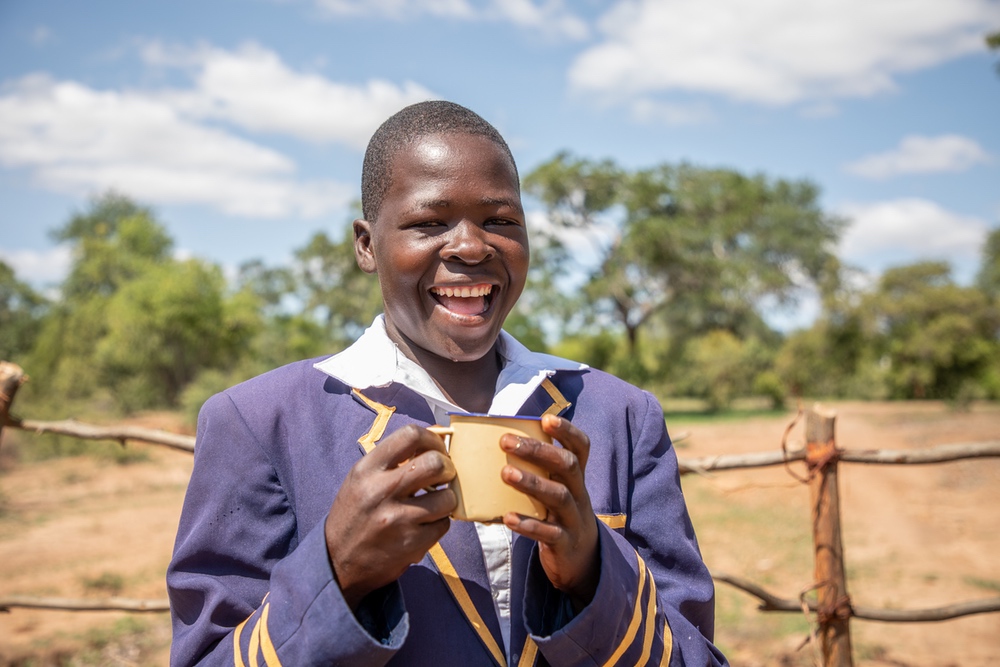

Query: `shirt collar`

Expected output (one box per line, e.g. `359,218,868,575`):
313,315,587,416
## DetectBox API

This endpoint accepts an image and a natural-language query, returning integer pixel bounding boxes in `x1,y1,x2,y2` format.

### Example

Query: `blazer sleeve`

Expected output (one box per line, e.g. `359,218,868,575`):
524,390,728,666
166,391,408,667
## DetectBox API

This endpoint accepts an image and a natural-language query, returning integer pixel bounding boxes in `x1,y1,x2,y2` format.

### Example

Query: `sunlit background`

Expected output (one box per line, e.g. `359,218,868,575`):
2,0,997,331
2,4,1000,665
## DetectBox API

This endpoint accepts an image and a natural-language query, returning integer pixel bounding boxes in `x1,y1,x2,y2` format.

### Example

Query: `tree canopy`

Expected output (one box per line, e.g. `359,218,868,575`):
525,155,844,384
7,170,999,417
0,260,48,363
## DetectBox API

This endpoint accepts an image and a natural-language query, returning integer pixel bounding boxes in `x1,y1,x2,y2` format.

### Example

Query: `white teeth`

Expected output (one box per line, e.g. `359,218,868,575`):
432,285,493,298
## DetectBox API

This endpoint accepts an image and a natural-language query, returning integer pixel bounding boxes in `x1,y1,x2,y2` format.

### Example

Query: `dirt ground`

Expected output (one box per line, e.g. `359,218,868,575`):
0,401,998,665
675,401,1000,667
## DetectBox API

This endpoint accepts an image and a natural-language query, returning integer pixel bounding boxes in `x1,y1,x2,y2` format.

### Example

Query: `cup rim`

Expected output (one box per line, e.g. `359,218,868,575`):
446,412,542,422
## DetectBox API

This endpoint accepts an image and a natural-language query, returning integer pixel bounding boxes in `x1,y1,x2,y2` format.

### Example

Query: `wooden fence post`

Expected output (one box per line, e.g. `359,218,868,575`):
0,362,27,450
806,404,853,666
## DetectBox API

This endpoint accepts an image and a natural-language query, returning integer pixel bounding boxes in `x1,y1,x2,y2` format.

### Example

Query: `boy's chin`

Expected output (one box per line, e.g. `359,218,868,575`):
432,332,502,364
426,322,507,363
386,309,506,365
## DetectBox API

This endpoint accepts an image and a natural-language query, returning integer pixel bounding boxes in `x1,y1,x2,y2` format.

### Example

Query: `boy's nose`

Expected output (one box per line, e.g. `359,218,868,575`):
442,221,495,264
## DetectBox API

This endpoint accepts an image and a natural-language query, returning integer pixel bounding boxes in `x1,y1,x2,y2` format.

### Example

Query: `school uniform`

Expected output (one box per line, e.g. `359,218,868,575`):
167,321,727,666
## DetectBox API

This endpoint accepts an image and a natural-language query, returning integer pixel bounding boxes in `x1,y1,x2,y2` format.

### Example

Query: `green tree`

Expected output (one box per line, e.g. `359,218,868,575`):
96,259,254,409
976,227,1000,301
861,262,999,399
27,194,174,400
622,165,842,343
676,330,765,411
774,315,883,400
294,226,383,346
25,192,268,413
0,261,48,363
53,192,171,300
235,259,300,313
525,156,844,380
524,153,623,230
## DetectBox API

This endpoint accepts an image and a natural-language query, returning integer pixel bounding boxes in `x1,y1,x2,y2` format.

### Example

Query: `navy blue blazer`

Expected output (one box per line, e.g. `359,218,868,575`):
167,358,727,666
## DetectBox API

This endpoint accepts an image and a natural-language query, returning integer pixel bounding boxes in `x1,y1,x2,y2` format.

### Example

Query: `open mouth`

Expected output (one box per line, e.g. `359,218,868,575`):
430,284,495,317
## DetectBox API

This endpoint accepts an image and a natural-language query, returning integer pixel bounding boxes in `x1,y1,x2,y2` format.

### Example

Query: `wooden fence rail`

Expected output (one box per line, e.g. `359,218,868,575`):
2,361,999,666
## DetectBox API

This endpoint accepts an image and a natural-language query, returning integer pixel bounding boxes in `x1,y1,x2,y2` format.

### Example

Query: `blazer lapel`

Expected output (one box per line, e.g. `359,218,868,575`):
516,377,573,419
509,533,540,667
349,383,506,664
350,384,436,454
430,521,507,666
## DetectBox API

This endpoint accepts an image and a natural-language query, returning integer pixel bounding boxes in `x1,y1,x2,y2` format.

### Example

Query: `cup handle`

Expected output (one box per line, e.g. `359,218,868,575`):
426,426,454,452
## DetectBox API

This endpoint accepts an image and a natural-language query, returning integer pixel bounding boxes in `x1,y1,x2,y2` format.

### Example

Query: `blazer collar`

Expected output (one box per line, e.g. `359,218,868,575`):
315,315,587,420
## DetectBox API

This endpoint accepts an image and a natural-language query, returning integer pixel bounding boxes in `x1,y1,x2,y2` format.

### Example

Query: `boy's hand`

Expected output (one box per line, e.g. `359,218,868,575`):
325,424,457,610
500,414,600,610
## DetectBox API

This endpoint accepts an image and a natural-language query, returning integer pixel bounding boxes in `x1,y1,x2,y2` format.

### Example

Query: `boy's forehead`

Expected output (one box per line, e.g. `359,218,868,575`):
389,132,518,184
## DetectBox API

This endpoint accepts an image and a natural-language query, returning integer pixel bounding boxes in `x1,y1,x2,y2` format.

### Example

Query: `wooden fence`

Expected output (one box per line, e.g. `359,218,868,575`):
2,361,1000,666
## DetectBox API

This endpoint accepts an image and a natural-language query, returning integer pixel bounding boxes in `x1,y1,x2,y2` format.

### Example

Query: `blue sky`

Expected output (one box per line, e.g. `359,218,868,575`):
2,0,998,328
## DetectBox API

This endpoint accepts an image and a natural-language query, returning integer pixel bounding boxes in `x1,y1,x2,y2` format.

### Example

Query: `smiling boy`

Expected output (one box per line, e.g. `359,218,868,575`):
168,101,727,666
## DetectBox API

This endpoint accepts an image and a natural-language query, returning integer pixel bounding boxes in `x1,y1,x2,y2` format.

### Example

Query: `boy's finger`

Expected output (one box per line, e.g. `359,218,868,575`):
374,424,449,469
404,487,458,523
541,415,590,471
397,450,457,496
502,465,579,523
500,435,587,499
503,512,564,544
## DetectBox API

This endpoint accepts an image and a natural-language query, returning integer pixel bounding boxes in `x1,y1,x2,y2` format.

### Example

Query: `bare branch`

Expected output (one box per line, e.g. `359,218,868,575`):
5,417,195,453
0,595,170,613
713,572,805,612
714,572,1000,622
678,441,1000,475
679,449,805,474
854,599,1000,623
839,442,1000,465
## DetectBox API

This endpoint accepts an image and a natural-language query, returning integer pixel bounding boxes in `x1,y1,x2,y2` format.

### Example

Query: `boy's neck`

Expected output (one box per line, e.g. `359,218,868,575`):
393,336,503,414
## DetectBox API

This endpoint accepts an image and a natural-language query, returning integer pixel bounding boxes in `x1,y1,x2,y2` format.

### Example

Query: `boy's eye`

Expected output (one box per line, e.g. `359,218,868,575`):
486,217,519,227
406,219,444,229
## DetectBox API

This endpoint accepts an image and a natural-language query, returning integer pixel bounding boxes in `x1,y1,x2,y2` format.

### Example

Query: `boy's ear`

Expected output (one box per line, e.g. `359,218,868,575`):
353,218,377,274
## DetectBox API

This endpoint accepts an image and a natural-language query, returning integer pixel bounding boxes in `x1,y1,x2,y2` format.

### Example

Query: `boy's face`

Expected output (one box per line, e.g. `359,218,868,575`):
355,132,529,364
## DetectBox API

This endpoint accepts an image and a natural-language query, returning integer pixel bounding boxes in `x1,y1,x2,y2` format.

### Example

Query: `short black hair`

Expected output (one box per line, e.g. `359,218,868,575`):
361,100,519,222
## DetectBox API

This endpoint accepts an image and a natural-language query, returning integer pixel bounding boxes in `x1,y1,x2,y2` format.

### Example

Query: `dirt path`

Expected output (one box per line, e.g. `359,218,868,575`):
0,402,998,665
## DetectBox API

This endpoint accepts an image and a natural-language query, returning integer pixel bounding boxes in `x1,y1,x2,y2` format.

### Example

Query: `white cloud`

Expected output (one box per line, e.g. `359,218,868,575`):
569,0,998,106
0,246,72,285
142,42,436,150
838,198,989,275
0,73,352,218
490,0,588,39
311,0,588,39
0,42,441,219
845,134,993,179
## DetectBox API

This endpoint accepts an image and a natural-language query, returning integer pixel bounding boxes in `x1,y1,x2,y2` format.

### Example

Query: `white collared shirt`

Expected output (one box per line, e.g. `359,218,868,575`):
314,315,586,656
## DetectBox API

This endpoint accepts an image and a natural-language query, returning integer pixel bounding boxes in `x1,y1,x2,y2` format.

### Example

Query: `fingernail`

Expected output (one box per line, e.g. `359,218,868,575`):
500,436,522,451
505,466,522,483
